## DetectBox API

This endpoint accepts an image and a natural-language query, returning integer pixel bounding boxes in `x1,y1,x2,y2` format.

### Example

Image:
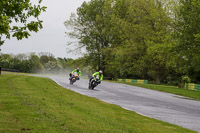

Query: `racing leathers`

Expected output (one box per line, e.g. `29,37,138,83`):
89,72,103,84
69,69,81,80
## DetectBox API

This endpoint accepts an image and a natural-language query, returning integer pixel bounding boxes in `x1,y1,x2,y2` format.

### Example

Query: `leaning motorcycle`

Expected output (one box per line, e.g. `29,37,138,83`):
69,72,79,85
88,78,101,90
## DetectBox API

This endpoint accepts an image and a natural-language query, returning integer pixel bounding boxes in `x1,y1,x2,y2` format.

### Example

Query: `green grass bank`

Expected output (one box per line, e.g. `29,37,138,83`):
0,74,196,133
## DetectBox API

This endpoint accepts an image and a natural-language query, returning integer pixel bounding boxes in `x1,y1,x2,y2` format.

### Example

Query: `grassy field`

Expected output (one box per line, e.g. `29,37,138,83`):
111,81,200,101
0,74,197,133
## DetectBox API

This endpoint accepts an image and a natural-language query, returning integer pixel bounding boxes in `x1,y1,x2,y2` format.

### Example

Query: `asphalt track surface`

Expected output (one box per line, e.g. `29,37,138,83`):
50,76,200,132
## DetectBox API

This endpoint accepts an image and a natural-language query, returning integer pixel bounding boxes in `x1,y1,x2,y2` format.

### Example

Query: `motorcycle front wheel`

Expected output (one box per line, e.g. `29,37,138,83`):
70,79,73,85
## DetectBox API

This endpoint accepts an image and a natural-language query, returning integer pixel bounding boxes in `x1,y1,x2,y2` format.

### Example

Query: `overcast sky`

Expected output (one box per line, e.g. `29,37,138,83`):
1,0,89,59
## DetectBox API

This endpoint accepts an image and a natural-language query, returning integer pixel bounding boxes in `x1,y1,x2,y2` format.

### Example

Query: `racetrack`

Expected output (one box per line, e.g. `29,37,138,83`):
50,75,200,132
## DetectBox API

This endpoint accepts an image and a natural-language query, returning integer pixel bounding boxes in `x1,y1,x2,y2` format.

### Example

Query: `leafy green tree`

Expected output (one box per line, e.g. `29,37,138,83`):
175,0,200,83
65,0,113,73
57,57,68,69
0,0,46,48
65,0,194,84
0,53,12,68
39,52,57,65
104,0,173,83
29,54,44,73
44,61,62,73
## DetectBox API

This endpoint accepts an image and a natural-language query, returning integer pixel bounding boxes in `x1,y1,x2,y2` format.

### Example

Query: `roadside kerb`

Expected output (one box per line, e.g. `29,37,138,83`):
116,79,148,84
185,83,200,91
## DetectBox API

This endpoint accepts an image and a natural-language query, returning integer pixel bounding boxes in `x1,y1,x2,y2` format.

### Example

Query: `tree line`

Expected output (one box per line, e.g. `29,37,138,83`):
0,52,90,75
1,0,199,86
64,0,200,86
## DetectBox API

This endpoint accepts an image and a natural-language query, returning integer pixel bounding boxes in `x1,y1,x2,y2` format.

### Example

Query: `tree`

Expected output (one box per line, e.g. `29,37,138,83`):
0,0,46,49
29,53,44,73
0,53,12,68
57,57,68,69
39,52,56,65
104,0,173,82
64,0,113,73
44,61,62,73
175,0,200,83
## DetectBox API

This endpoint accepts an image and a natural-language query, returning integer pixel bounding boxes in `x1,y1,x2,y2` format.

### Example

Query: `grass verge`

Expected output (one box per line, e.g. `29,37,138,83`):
111,81,200,101
0,74,197,133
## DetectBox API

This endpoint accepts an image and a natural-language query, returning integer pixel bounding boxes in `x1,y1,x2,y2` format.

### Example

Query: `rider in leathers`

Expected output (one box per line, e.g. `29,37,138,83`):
89,70,103,85
69,67,81,80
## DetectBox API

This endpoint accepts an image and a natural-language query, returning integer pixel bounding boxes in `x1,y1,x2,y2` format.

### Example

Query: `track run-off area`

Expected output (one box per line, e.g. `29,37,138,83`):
49,75,200,133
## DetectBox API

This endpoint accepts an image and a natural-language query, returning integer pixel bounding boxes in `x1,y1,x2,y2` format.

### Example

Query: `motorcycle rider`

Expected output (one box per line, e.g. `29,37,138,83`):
89,70,103,85
69,67,81,80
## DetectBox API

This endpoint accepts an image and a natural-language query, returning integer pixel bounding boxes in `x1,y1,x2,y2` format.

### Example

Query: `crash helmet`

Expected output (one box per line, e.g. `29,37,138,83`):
99,70,103,74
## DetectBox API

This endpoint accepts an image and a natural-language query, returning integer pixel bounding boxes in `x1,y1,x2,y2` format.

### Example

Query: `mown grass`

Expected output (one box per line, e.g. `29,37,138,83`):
112,81,200,101
0,74,197,133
